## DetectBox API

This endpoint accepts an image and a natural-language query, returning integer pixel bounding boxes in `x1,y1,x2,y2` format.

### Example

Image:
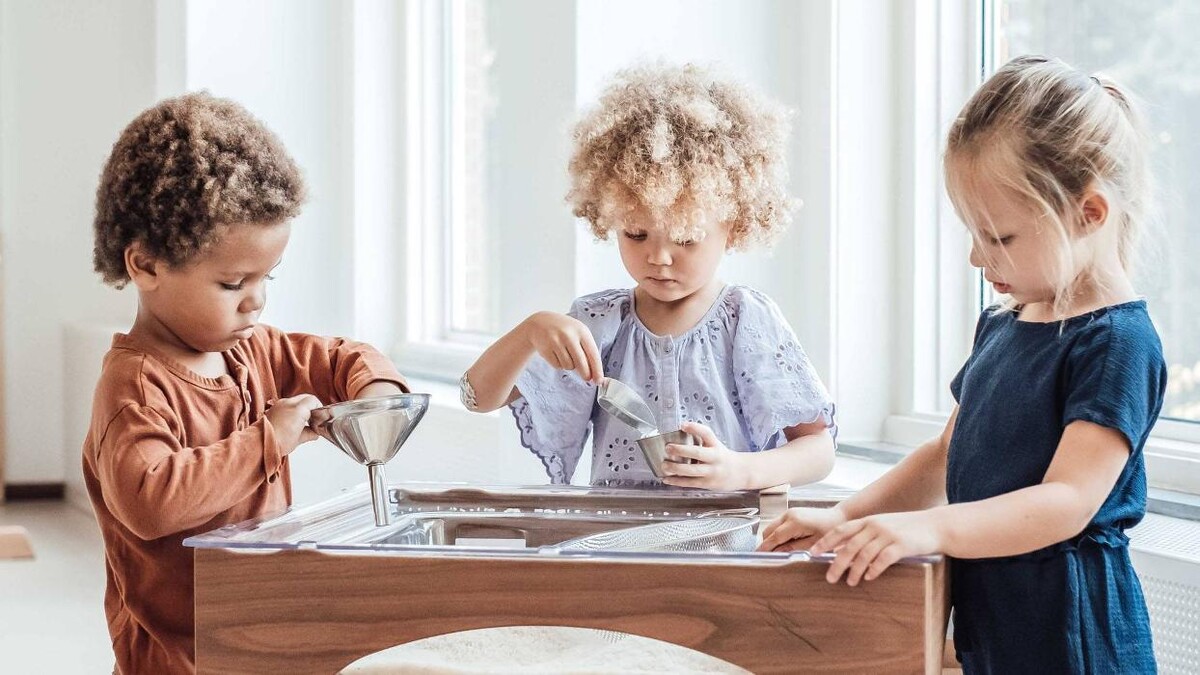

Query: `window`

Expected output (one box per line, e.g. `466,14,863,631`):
409,0,498,354
893,1,1200,493
981,0,1200,492
989,1,1200,433
398,0,578,382
446,0,500,338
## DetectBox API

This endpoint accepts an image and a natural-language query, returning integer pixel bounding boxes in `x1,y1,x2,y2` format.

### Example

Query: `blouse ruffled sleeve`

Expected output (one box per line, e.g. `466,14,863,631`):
509,290,628,483
728,288,837,451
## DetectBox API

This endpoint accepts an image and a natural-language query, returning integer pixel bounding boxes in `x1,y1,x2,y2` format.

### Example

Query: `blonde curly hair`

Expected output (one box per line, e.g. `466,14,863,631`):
93,91,306,287
567,63,797,248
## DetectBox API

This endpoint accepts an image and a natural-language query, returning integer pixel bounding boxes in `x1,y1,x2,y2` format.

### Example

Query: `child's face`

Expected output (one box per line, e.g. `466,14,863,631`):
961,173,1064,306
140,221,291,353
616,207,731,303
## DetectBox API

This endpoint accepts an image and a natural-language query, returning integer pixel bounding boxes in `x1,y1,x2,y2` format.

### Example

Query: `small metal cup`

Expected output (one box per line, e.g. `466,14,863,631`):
636,429,699,479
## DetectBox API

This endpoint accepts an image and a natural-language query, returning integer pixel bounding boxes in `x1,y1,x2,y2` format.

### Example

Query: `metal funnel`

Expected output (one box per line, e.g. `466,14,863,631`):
309,393,431,526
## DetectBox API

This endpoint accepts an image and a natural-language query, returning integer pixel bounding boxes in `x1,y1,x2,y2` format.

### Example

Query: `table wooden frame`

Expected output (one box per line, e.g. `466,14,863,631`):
195,547,948,674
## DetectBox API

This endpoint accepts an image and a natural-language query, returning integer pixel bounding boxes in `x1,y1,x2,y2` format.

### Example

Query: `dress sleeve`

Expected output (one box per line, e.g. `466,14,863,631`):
729,289,837,451
1061,315,1167,453
509,291,627,483
259,325,409,403
950,307,996,403
92,404,284,540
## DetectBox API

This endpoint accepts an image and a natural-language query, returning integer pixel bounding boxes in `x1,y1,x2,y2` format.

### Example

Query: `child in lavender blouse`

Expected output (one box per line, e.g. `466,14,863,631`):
461,63,836,489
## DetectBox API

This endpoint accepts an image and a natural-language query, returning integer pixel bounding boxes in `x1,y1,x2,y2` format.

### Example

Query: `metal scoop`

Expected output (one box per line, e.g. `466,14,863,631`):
309,393,430,526
596,377,658,438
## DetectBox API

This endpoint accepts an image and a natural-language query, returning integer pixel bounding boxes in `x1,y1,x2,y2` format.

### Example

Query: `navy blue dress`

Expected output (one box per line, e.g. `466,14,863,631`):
948,301,1165,674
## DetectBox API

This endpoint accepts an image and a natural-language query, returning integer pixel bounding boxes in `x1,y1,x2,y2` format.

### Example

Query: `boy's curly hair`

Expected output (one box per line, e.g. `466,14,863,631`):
567,63,797,248
93,92,306,287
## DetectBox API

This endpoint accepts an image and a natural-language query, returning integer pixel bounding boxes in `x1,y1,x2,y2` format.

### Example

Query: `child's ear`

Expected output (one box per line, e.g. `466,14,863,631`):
125,242,162,291
1078,190,1109,235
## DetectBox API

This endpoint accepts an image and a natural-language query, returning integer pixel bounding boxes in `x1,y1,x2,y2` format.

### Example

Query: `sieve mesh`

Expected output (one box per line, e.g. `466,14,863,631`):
553,515,759,553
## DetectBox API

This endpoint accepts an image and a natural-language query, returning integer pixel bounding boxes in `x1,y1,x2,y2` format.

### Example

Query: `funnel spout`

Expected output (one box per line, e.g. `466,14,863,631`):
368,463,391,526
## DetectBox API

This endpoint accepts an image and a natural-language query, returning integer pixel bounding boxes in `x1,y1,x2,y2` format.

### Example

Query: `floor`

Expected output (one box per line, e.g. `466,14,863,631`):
0,500,114,673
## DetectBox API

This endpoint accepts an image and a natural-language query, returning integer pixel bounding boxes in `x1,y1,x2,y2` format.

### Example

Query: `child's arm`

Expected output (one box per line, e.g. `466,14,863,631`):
831,407,958,518
702,288,841,491
94,396,320,540
662,420,835,490
262,327,407,403
758,407,958,551
810,418,1129,586
357,381,406,399
746,421,836,487
463,312,603,412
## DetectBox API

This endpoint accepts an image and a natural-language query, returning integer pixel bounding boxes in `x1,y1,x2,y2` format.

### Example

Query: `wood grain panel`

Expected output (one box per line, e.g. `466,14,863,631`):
195,548,947,674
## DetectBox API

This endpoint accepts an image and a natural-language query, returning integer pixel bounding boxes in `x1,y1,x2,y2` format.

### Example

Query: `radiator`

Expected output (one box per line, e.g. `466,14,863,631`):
1129,513,1200,674
62,322,126,513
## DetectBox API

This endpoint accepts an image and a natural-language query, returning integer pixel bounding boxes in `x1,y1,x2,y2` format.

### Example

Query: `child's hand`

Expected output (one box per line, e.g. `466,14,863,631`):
757,506,849,553
660,422,750,491
266,394,323,453
521,311,604,385
809,511,942,586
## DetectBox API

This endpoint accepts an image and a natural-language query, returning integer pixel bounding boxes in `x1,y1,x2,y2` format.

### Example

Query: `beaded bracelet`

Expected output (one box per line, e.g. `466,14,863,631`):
458,372,480,411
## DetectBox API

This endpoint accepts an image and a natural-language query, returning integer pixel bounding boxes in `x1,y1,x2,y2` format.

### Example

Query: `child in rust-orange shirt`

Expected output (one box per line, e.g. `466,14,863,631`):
84,92,407,673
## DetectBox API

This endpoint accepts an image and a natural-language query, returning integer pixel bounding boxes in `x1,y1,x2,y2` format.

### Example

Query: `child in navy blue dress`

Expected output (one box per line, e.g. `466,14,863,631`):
760,55,1164,673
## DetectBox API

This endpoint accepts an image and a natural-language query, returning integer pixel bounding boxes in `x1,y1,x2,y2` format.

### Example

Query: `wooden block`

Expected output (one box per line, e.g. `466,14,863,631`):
0,525,34,559
757,483,790,521
942,636,962,673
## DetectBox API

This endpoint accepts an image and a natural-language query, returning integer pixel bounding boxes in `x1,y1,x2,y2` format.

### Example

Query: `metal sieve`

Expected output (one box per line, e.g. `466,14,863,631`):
552,509,759,553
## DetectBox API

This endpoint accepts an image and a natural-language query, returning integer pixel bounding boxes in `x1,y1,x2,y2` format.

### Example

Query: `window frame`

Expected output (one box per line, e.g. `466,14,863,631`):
393,0,579,383
395,0,496,382
883,0,986,443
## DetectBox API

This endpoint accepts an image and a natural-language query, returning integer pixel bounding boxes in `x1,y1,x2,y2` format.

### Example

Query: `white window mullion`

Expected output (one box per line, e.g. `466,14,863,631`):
932,0,986,415
888,0,982,436
446,0,466,339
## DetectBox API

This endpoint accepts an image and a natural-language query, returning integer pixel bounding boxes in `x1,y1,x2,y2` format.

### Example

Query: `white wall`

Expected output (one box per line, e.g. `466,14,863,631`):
184,0,356,338
832,0,901,441
0,0,150,484
485,0,581,330
62,322,126,510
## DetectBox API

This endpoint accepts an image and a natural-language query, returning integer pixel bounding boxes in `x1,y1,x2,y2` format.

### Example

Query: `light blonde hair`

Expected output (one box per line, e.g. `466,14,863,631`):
945,55,1152,318
567,62,798,248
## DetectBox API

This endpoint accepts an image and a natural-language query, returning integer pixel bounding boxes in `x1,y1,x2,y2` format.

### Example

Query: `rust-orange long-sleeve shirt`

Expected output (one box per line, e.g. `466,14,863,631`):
82,325,407,673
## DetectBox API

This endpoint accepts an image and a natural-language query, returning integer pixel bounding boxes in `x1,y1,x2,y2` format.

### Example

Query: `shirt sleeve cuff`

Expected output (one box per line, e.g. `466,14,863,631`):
260,417,283,483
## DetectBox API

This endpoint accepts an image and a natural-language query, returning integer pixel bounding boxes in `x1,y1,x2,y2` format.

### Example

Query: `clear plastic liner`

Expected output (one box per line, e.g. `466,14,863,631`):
184,482,885,564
